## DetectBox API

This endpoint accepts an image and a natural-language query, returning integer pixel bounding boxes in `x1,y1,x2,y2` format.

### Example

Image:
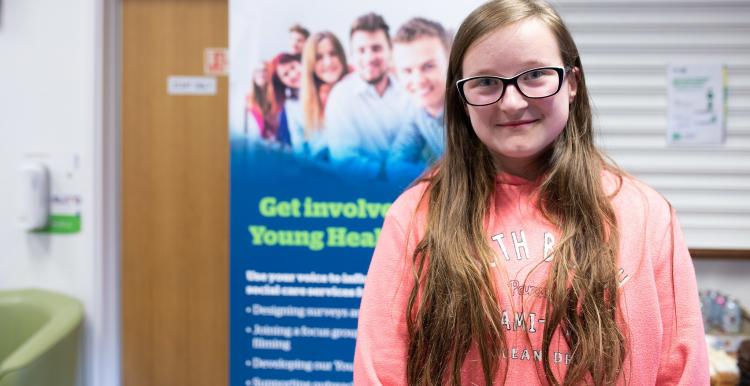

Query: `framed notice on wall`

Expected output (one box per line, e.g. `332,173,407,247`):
667,63,728,145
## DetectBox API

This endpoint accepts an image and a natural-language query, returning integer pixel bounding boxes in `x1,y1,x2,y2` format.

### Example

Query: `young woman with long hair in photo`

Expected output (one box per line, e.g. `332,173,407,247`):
244,61,270,137
292,31,349,160
265,52,301,147
353,0,708,385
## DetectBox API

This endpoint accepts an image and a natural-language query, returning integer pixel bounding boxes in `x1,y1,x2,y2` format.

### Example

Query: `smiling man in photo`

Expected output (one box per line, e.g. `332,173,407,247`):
388,17,451,178
324,12,413,180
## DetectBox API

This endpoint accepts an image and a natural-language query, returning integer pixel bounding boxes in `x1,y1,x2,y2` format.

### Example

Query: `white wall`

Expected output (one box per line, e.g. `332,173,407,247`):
0,0,119,385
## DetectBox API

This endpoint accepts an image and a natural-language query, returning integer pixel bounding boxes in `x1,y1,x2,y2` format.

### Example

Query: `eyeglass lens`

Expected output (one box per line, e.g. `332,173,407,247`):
462,67,562,105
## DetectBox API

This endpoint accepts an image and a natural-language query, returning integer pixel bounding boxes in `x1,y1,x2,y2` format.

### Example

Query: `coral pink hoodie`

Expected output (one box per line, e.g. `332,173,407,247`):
354,172,709,385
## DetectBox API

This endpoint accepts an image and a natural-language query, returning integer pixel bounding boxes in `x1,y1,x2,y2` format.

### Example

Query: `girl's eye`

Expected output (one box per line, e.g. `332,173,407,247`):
521,69,555,82
477,77,499,87
524,70,545,80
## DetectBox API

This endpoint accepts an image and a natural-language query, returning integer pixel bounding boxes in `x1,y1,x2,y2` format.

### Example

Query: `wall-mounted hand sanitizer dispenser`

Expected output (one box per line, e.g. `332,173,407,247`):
18,162,50,231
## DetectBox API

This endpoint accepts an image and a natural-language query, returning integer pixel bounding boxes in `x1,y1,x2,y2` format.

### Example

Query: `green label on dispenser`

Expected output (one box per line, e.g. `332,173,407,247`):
34,215,81,234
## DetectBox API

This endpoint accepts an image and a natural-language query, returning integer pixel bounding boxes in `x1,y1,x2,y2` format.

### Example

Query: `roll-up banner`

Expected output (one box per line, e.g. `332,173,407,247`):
229,1,482,384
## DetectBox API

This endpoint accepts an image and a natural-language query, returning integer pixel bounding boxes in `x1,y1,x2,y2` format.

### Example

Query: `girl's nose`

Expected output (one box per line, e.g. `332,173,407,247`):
498,84,529,113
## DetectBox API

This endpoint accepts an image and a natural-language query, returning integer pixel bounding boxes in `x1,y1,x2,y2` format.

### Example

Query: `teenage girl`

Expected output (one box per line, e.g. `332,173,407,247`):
354,1,708,384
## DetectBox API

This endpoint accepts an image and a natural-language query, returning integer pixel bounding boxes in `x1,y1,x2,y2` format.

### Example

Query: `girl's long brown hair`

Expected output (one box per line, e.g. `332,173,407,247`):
406,1,626,384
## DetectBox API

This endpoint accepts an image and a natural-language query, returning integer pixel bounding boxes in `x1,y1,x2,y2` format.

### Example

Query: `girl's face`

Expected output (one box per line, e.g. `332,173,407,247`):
461,18,577,174
277,60,301,89
314,38,344,85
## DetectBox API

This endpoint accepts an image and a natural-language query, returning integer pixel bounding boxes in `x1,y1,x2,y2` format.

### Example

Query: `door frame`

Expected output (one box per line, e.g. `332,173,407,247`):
93,0,121,384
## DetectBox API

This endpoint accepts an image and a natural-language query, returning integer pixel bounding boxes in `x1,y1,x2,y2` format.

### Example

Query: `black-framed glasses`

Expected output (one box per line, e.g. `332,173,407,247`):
456,66,570,106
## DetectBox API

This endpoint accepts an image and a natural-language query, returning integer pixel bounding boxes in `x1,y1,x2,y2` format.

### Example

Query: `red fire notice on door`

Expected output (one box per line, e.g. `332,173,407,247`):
204,48,228,76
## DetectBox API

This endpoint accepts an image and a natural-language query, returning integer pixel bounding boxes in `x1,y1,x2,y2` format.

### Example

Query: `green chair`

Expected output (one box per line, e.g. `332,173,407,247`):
0,289,83,386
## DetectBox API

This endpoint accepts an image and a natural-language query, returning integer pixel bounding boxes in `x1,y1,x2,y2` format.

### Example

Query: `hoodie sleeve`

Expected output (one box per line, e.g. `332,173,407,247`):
353,210,417,386
654,209,709,385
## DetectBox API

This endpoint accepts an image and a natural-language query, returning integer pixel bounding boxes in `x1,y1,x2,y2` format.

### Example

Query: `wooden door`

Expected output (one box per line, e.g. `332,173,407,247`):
122,1,228,385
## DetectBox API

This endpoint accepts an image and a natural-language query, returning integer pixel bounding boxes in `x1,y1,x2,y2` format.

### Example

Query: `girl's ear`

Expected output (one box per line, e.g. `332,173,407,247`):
568,66,579,104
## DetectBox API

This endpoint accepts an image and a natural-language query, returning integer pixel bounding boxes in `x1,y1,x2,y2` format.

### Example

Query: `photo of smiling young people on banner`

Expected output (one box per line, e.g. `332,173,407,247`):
231,4,483,185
